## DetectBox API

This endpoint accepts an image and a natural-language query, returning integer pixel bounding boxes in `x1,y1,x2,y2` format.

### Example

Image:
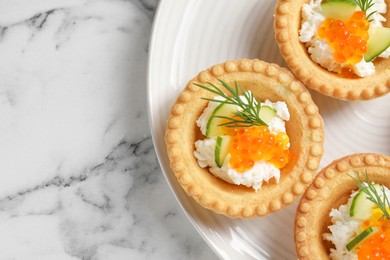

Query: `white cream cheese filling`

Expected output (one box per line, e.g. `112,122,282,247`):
323,185,390,260
299,0,390,77
194,94,290,191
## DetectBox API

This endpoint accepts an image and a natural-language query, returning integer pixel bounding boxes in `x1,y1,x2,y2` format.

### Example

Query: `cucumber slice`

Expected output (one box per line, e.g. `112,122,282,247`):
364,26,390,62
346,226,379,251
215,135,232,167
258,106,276,125
206,102,237,137
206,102,276,137
349,184,381,220
321,0,359,21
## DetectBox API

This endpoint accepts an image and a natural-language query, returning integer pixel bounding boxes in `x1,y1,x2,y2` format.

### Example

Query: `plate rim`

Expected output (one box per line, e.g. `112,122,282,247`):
146,0,226,259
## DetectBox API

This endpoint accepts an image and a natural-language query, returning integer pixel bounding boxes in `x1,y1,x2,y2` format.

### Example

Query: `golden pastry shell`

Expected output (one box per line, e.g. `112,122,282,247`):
274,0,390,101
165,59,324,218
294,153,390,259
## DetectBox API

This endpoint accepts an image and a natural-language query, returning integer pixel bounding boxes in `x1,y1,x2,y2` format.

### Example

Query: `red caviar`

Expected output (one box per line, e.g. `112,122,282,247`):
357,208,390,259
318,11,369,67
227,126,292,173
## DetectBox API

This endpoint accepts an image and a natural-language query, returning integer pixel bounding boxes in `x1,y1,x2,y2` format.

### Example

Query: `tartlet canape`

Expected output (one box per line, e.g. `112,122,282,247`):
274,0,390,100
294,153,390,259
165,59,324,218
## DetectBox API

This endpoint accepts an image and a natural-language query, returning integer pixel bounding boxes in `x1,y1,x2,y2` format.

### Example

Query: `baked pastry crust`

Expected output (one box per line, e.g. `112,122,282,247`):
165,59,324,218
294,153,390,259
274,0,390,101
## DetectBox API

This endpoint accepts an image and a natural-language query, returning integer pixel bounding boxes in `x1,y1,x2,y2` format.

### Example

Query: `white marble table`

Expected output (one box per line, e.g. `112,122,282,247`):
0,0,216,259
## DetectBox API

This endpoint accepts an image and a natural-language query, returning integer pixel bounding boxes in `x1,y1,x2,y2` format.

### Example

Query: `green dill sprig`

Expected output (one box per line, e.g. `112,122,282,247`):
350,172,390,220
352,0,377,21
193,79,268,127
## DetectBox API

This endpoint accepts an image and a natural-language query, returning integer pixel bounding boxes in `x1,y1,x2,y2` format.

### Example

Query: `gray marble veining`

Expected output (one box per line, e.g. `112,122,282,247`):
0,0,216,259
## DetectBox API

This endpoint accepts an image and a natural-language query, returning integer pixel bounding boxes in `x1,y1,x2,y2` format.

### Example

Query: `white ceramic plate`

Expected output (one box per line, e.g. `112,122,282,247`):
147,0,390,259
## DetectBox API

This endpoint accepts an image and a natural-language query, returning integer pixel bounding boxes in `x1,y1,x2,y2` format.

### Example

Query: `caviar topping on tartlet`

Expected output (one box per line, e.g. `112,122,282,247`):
300,0,390,78
274,0,390,100
165,59,324,218
194,80,293,191
294,153,390,259
324,175,390,258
